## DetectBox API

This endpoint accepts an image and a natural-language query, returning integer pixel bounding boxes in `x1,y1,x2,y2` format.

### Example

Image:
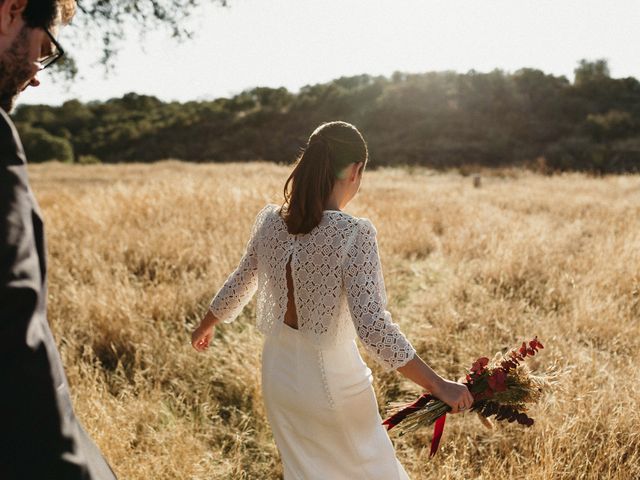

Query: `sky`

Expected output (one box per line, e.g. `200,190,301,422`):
19,0,640,106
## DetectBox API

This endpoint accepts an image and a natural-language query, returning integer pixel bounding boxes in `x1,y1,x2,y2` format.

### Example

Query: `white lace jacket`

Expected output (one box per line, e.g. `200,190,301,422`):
209,204,416,371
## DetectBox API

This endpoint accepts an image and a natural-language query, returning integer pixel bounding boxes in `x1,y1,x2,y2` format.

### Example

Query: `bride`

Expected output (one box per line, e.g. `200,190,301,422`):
191,121,473,479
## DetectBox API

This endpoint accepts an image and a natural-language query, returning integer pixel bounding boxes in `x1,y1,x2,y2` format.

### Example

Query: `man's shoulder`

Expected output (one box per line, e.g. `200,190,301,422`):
0,108,27,167
0,108,16,141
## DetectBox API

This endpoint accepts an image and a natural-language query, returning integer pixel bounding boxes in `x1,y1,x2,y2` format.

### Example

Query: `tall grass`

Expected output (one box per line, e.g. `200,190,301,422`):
29,161,640,479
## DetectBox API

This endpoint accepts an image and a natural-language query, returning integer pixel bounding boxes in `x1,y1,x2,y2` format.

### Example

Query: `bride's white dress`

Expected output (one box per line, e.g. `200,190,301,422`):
209,204,416,479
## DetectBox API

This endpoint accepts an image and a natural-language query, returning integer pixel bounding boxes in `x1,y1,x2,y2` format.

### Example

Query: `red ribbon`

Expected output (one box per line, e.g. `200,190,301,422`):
382,393,434,430
382,393,448,458
429,414,446,457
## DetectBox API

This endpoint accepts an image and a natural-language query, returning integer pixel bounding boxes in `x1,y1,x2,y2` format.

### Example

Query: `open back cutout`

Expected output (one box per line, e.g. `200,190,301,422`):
284,254,299,329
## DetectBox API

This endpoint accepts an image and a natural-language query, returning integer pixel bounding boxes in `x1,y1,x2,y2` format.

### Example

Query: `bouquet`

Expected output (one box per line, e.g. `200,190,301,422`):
382,337,547,457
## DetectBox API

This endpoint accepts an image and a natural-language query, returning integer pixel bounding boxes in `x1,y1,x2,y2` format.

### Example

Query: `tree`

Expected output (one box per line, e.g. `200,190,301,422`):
20,126,74,163
14,68,640,173
586,110,636,142
574,59,610,86
55,0,229,73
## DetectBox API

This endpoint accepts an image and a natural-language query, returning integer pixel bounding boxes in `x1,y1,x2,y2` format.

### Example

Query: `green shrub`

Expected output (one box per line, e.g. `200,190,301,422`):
20,126,74,163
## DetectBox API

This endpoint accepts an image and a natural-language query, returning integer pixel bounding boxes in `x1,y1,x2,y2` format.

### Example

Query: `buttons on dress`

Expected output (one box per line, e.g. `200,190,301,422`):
317,350,336,410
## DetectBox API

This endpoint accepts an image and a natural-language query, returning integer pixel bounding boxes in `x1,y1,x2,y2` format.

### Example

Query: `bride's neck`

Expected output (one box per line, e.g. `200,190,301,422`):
324,185,346,211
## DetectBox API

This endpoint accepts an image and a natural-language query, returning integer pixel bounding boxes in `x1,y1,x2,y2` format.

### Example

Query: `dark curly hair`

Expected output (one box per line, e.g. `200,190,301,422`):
22,0,75,29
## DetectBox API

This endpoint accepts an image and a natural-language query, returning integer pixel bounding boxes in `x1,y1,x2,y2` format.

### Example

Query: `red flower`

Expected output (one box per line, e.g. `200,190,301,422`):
519,342,528,357
499,336,544,374
487,370,507,392
500,358,520,373
473,387,494,401
471,357,489,375
530,337,544,351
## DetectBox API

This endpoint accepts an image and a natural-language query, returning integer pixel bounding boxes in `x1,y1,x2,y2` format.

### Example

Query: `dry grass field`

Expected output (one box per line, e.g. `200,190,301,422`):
28,161,640,479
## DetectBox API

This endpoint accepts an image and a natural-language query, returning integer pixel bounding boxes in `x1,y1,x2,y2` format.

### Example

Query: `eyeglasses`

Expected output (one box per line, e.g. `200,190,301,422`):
39,28,64,69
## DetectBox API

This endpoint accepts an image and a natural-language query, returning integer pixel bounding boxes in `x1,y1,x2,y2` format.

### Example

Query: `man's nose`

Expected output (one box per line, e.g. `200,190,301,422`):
28,63,42,87
20,73,41,92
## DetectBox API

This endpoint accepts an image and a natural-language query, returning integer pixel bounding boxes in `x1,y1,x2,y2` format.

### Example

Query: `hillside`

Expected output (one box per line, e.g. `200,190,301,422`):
17,60,640,173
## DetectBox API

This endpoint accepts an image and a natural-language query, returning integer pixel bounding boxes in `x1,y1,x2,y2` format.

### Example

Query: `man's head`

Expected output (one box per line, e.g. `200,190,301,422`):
0,0,74,112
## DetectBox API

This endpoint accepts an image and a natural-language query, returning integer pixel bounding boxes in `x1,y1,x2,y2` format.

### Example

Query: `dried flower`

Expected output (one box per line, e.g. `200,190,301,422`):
383,337,549,457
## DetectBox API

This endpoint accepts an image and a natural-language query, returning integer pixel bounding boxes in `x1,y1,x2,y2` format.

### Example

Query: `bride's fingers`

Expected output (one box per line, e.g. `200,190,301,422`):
451,398,472,413
465,398,474,411
196,333,211,350
191,332,208,351
464,392,473,410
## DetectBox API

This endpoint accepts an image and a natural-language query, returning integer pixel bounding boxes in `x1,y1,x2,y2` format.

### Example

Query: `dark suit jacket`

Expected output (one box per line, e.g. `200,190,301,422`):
0,109,116,479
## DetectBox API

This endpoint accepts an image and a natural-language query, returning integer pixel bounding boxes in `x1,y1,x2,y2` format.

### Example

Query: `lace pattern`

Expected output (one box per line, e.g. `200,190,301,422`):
209,204,416,371
208,205,270,325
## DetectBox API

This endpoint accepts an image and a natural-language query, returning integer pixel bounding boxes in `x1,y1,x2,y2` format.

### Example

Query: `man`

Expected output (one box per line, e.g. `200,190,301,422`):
0,0,117,477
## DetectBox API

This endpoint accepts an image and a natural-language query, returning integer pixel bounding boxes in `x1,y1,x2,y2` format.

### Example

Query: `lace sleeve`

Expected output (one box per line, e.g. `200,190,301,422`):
209,205,271,324
343,218,416,372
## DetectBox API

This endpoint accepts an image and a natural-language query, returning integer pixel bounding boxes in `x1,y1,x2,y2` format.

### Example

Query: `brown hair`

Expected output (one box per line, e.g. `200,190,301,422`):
282,121,368,235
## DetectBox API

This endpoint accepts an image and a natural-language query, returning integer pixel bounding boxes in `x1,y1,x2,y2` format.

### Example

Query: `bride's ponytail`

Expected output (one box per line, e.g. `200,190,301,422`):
282,121,368,235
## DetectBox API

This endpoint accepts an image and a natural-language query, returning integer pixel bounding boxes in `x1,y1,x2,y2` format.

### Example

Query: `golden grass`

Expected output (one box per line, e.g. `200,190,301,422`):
29,161,640,480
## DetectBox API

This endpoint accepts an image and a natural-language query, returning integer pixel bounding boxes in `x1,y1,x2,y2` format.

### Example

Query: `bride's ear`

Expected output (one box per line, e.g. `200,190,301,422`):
349,162,364,182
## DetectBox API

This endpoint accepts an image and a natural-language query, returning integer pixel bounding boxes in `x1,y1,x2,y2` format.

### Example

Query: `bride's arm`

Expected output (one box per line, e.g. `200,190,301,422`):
344,218,473,413
191,205,271,351
191,310,219,351
343,219,416,370
397,354,473,413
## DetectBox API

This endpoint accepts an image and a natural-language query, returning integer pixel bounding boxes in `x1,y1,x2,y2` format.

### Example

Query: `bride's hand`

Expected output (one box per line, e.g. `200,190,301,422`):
432,378,474,414
191,310,218,352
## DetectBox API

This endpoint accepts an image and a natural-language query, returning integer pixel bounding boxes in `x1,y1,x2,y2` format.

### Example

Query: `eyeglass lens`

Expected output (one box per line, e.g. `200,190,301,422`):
40,28,63,69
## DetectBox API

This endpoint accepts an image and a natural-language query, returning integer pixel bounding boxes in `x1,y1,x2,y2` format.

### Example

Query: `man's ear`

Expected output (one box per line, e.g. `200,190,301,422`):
0,0,28,35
